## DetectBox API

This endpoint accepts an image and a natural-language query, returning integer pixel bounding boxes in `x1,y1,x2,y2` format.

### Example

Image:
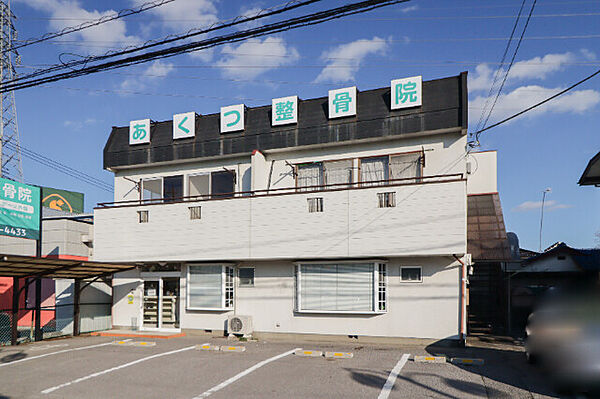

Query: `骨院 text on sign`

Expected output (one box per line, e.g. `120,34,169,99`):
0,177,40,240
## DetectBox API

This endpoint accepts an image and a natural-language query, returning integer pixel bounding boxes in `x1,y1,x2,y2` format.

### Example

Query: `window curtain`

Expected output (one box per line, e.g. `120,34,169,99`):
360,157,388,186
188,265,222,308
324,160,352,188
389,153,421,183
297,164,323,191
300,264,373,312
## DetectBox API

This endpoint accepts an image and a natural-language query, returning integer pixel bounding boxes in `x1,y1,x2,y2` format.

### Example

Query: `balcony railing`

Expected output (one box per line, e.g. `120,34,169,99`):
97,173,464,209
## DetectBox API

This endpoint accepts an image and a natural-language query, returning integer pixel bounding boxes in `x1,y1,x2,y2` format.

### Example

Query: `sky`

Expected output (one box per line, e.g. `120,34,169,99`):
7,0,600,251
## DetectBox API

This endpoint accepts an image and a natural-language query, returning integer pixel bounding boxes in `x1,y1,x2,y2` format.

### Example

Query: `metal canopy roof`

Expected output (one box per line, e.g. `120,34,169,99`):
0,254,135,279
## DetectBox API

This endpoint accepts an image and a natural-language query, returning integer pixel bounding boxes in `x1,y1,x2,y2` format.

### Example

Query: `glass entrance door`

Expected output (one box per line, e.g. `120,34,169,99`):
142,276,180,331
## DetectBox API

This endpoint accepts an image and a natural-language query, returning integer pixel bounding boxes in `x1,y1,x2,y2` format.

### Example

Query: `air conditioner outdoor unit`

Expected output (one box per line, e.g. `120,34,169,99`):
227,315,253,337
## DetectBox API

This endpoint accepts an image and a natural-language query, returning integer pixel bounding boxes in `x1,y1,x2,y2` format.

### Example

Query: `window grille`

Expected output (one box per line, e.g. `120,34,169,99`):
225,266,234,308
378,264,387,311
377,192,396,208
189,206,201,220
137,210,149,223
307,197,324,213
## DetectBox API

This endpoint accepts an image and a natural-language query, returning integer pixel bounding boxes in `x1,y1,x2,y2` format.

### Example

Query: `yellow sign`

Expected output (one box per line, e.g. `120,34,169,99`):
127,293,134,304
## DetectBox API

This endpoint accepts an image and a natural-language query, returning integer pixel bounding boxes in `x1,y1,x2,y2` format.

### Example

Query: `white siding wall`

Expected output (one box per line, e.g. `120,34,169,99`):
95,179,466,262
111,257,460,339
467,151,497,195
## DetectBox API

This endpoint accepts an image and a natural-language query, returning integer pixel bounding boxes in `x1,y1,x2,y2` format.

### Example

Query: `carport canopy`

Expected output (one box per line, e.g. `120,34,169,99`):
0,253,135,279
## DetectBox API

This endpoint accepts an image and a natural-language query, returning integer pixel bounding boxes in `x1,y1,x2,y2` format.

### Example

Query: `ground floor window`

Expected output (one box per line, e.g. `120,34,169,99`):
187,264,234,310
295,262,386,313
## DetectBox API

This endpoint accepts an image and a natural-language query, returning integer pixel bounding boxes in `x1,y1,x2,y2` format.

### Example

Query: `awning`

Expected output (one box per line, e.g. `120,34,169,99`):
579,151,600,186
0,254,135,279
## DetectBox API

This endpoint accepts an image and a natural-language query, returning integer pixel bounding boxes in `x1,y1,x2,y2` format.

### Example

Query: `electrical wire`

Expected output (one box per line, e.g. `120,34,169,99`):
473,0,526,136
477,0,538,143
3,0,177,55
473,67,600,136
0,0,409,93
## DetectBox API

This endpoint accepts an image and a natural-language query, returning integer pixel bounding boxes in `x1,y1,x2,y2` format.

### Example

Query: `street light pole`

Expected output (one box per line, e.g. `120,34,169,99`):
539,188,551,252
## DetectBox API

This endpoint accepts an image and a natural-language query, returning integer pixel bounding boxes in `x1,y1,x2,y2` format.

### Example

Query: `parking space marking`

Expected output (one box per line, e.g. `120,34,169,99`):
0,339,130,368
377,353,410,399
41,345,196,395
193,347,301,398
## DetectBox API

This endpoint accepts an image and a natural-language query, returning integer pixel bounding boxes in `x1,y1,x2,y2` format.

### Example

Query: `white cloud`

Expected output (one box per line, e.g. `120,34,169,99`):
17,0,139,49
469,85,600,125
469,51,579,92
512,200,573,212
401,5,419,13
314,37,391,83
131,0,218,32
63,117,98,130
216,37,299,80
120,60,174,94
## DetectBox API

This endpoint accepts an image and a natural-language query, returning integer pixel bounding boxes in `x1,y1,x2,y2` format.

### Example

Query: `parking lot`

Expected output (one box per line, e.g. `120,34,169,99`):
0,335,561,398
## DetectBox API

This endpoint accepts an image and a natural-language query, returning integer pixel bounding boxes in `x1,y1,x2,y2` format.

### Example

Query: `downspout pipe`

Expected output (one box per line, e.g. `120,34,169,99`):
453,254,467,347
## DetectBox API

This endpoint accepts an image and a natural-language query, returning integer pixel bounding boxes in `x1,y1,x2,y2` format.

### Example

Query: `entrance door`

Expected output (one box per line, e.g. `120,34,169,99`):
141,275,180,331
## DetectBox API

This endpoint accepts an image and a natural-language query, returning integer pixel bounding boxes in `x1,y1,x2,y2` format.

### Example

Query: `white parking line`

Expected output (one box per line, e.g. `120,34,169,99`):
41,345,196,395
378,353,410,399
193,347,301,399
0,339,130,368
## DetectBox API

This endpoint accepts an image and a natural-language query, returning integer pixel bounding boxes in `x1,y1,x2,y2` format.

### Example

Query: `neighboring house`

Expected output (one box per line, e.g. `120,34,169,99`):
94,73,499,344
507,242,600,333
578,151,600,186
0,209,110,340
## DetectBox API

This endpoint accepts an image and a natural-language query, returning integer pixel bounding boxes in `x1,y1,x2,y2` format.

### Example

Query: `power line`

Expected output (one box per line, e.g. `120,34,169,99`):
0,0,409,93
9,0,325,86
4,0,176,54
473,67,600,136
478,0,538,142
474,0,527,135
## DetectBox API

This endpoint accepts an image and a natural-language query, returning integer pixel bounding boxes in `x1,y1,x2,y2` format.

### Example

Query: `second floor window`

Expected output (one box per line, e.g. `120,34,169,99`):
361,153,422,186
297,163,323,191
163,175,183,202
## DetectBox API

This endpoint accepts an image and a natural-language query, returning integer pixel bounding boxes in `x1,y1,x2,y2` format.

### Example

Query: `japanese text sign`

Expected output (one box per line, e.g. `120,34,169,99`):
391,76,422,110
173,112,196,140
272,96,298,126
220,104,245,133
0,177,40,239
129,119,151,145
328,86,357,119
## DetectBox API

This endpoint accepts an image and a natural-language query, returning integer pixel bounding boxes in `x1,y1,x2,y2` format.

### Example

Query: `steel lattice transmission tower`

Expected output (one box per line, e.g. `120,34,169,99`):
0,0,22,182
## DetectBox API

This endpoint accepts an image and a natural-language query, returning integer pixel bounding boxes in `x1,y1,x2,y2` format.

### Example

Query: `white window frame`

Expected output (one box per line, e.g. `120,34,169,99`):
186,263,235,311
400,266,423,283
141,177,163,201
186,172,211,199
294,260,387,314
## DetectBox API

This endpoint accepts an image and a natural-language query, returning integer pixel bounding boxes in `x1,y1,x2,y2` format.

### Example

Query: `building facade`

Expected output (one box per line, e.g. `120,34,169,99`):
95,73,496,343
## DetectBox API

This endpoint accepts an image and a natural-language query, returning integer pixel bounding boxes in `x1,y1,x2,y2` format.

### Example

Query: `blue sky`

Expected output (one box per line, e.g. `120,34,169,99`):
8,0,600,250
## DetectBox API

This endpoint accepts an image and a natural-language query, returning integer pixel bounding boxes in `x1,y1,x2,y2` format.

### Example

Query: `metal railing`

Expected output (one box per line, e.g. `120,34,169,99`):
97,173,464,209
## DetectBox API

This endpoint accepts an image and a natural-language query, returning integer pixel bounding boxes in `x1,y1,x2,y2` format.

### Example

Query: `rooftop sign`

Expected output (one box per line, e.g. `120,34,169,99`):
328,86,357,119
129,119,150,145
272,95,298,126
221,104,245,133
391,76,422,110
173,112,196,140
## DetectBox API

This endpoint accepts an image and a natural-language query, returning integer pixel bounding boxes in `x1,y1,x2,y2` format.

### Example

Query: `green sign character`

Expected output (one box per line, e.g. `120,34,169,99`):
275,101,294,121
333,92,352,113
224,110,241,127
178,116,190,134
133,124,147,140
2,183,16,199
396,81,418,104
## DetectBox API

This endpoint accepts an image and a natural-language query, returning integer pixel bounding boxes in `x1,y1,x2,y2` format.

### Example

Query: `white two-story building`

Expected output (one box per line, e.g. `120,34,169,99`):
94,72,496,344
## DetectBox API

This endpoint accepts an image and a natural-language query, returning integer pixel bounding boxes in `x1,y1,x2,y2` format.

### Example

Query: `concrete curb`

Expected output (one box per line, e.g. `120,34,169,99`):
220,346,246,352
450,357,484,365
196,343,220,351
414,355,446,363
294,349,323,357
324,352,353,359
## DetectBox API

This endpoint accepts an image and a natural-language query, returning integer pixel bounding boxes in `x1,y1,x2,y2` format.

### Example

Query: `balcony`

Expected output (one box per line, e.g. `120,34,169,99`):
93,174,467,262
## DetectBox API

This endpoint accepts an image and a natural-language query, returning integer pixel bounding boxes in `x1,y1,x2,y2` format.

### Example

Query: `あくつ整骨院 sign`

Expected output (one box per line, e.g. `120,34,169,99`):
0,177,40,239
391,76,422,110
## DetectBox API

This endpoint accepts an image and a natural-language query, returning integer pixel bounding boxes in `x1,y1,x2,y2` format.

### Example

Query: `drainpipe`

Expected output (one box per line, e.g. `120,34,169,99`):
453,254,467,347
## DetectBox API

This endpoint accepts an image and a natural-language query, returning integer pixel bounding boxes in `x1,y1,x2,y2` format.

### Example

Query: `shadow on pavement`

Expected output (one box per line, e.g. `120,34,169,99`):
1,351,27,363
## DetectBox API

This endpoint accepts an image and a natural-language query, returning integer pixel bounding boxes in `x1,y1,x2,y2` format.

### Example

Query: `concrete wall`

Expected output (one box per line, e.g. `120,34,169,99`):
112,256,461,340
95,179,466,262
467,150,497,195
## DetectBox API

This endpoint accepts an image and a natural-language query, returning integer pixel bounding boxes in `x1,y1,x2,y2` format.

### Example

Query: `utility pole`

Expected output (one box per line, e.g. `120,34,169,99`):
0,0,23,182
539,187,551,252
